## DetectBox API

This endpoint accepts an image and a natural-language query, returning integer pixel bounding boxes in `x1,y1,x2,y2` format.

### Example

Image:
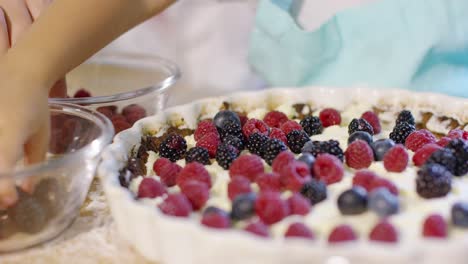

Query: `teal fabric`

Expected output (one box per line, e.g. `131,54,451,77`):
249,0,468,97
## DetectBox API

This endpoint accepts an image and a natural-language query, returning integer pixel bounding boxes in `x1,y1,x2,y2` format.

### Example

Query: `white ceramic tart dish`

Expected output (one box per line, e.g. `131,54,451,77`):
98,87,468,264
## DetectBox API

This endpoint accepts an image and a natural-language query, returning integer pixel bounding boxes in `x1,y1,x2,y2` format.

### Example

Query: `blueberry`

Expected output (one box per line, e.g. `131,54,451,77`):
348,131,373,145
371,139,395,161
368,188,399,217
203,206,228,217
230,193,256,221
213,110,241,130
451,202,468,228
337,187,368,215
297,153,315,172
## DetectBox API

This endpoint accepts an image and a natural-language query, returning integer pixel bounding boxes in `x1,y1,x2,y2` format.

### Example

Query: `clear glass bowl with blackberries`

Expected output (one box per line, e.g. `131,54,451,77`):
49,51,180,134
0,103,113,252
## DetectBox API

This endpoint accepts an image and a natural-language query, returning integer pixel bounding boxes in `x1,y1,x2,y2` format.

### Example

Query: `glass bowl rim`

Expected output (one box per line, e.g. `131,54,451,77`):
48,51,181,105
0,102,114,179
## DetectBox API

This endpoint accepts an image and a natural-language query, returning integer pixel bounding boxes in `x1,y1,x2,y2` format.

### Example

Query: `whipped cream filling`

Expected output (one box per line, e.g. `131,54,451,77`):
130,109,468,242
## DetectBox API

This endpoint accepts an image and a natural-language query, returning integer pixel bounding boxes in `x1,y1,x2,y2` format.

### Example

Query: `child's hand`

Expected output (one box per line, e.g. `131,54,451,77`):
0,0,52,208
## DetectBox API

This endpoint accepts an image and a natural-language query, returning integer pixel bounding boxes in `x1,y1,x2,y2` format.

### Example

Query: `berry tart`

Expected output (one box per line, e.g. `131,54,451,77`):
99,87,468,264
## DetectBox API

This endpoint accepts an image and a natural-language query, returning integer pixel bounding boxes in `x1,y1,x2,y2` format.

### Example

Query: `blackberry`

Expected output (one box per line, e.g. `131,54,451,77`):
445,139,468,176
396,110,415,126
8,191,48,234
300,116,323,136
287,130,311,154
215,143,239,169
426,149,457,176
302,140,344,162
218,119,242,139
185,147,211,165
159,133,187,162
262,138,287,165
222,134,245,151
416,163,452,199
348,118,374,135
389,122,415,144
247,132,268,156
300,179,327,205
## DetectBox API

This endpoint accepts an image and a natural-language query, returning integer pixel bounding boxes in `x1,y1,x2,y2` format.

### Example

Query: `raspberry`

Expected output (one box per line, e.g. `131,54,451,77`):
239,114,249,127
255,172,282,192
229,155,264,182
370,177,399,195
369,220,398,243
215,143,239,169
412,144,441,167
153,158,172,175
280,120,302,135
269,128,287,144
361,111,381,134
263,111,288,128
313,154,344,185
155,160,182,187
416,163,452,199
319,108,341,127
285,223,314,239
286,130,311,154
352,170,378,191
261,138,287,165
96,105,117,119
159,133,187,162
300,116,323,136
437,137,452,147
272,151,295,174
180,180,209,210
447,128,468,140
280,161,312,192
177,162,212,188
228,176,252,200
348,118,374,135
195,120,219,141
196,133,220,158
255,191,289,225
389,122,415,144
222,134,245,151
395,110,415,126
112,119,131,133
243,118,269,138
405,129,436,152
185,147,211,165
246,132,268,156
123,104,146,125
137,178,167,199
287,193,311,216
300,179,327,205
73,88,92,98
328,225,357,243
423,214,447,238
111,114,127,123
383,144,409,172
201,212,231,229
345,140,374,169
244,221,269,237
158,193,192,217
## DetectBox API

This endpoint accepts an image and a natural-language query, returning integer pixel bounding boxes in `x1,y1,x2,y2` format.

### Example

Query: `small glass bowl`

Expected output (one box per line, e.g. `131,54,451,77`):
0,103,114,252
49,51,180,133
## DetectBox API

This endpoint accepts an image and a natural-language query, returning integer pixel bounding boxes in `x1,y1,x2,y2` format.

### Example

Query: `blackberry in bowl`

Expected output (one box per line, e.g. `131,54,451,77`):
0,103,113,252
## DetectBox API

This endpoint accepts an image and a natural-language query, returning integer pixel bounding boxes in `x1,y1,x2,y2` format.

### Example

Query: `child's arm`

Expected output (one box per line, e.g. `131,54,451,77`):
0,0,175,207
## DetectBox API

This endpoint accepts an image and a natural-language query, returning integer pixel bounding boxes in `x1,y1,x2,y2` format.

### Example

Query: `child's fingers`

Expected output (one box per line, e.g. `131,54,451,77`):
25,0,52,21
49,78,67,98
21,116,50,194
0,138,22,208
0,179,17,209
0,0,33,45
0,8,8,53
